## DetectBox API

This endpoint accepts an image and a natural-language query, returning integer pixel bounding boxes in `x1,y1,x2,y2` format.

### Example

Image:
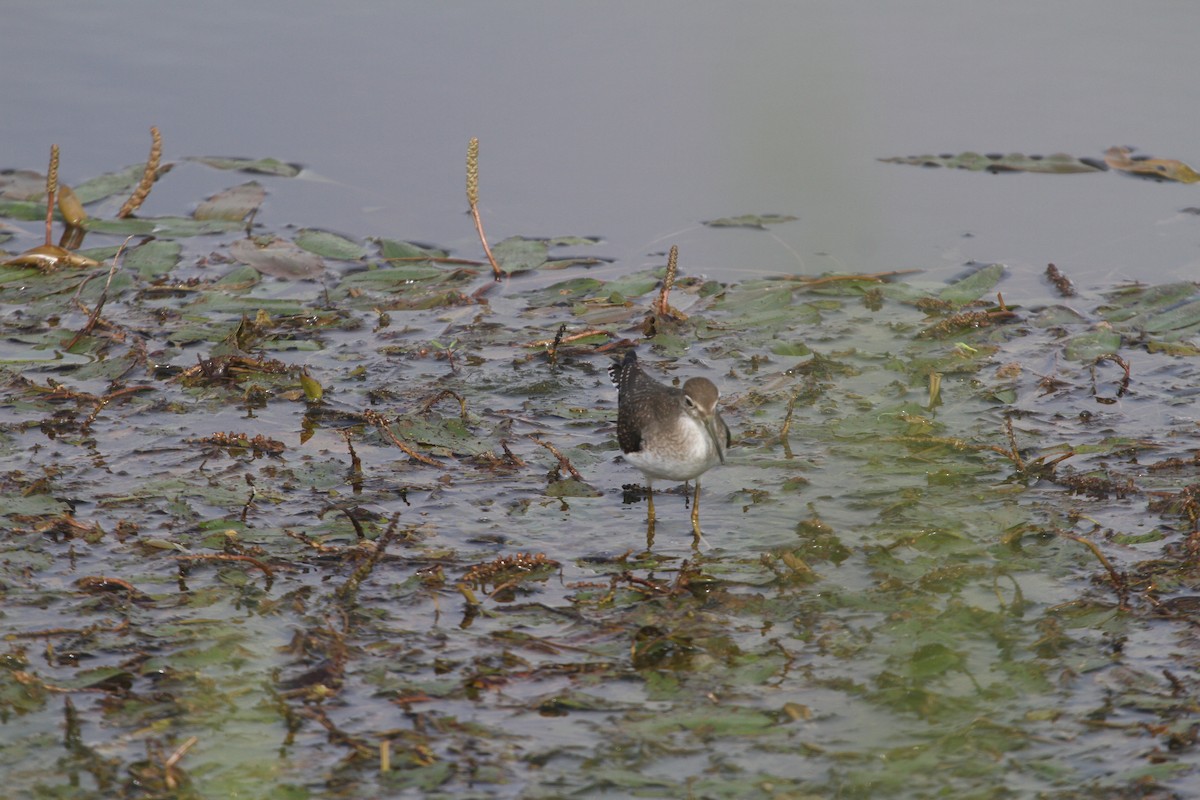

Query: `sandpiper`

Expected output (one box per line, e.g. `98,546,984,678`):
610,350,730,540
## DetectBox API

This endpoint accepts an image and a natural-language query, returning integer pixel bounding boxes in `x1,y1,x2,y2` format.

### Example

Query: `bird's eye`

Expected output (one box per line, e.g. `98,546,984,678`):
684,396,696,408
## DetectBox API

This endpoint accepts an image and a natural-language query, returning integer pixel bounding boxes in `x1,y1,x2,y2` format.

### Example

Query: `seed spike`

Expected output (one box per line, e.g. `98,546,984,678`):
466,137,479,206
465,137,503,279
652,245,686,320
45,144,59,246
118,126,162,218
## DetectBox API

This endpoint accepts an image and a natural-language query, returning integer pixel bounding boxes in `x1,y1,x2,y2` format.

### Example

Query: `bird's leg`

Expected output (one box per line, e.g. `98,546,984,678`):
644,479,656,550
691,480,702,540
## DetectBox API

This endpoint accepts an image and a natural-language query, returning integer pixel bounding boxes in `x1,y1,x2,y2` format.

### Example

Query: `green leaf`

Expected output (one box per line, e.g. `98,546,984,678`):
702,213,798,229
712,284,818,331
602,270,662,300
542,256,607,271
230,237,325,279
629,707,776,736
939,263,1005,304
524,277,604,306
194,181,266,221
294,228,367,261
545,235,601,247
373,238,449,260
73,163,149,204
379,762,454,793
0,169,46,200
80,217,157,235
339,265,455,287
300,372,323,403
1099,282,1196,323
880,151,1104,174
58,667,134,691
0,493,71,520
124,240,181,278
1141,298,1200,334
84,216,244,237
908,643,966,680
187,156,302,177
1062,329,1122,361
545,479,603,498
0,198,47,220
386,416,495,456
184,294,307,315
492,236,548,272
770,341,812,356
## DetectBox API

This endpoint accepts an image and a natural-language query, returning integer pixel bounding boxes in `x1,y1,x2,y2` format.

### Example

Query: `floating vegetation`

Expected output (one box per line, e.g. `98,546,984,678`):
2,133,1200,799
701,213,799,229
116,125,162,218
880,150,1107,174
881,145,1200,183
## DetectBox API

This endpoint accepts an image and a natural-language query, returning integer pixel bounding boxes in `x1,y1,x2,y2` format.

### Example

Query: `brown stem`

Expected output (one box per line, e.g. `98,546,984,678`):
1060,532,1129,609
419,389,468,421
529,435,584,481
175,553,275,582
64,236,131,351
363,409,445,468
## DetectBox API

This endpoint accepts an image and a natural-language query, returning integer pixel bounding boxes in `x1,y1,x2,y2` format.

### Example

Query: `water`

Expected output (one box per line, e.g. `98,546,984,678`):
5,3,1200,798
6,1,1200,290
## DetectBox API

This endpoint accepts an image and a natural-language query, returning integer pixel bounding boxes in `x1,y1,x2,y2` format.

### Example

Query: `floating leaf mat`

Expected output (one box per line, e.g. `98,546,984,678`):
881,146,1200,183
2,151,1200,799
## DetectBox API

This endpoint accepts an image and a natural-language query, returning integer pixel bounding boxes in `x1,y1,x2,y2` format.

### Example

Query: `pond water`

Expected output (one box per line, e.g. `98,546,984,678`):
6,1,1200,289
4,3,1200,799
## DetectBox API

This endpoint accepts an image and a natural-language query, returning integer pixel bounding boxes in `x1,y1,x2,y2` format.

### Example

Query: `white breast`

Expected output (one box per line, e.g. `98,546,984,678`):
625,413,721,481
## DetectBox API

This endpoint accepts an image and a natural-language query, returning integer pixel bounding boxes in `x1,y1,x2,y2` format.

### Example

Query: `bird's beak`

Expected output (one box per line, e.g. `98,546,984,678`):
706,412,727,464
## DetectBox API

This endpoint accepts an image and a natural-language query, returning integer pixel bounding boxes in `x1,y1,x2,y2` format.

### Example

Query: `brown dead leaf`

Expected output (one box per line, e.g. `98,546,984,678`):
2,244,100,270
1104,146,1200,183
229,236,325,279
195,181,267,221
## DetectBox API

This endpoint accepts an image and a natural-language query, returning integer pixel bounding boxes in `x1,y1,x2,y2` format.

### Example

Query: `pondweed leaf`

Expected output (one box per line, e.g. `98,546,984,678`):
124,239,182,278
939,263,1005,304
702,213,798,229
339,265,458,287
230,236,325,279
187,155,302,177
194,181,266,221
373,238,450,261
524,277,604,306
0,199,43,220
493,236,549,272
0,169,46,200
1099,282,1197,323
73,163,155,203
84,216,244,237
1062,329,1122,362
1104,146,1200,183
1,142,1199,800
0,493,71,523
907,642,969,680
294,228,367,261
880,151,1104,174
602,270,661,299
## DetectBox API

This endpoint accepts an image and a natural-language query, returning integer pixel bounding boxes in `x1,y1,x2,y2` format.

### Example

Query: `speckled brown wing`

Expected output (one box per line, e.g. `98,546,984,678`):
610,351,643,454
610,350,669,455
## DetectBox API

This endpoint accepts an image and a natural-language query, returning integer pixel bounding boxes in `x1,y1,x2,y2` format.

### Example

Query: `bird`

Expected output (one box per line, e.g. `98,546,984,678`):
610,350,731,542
